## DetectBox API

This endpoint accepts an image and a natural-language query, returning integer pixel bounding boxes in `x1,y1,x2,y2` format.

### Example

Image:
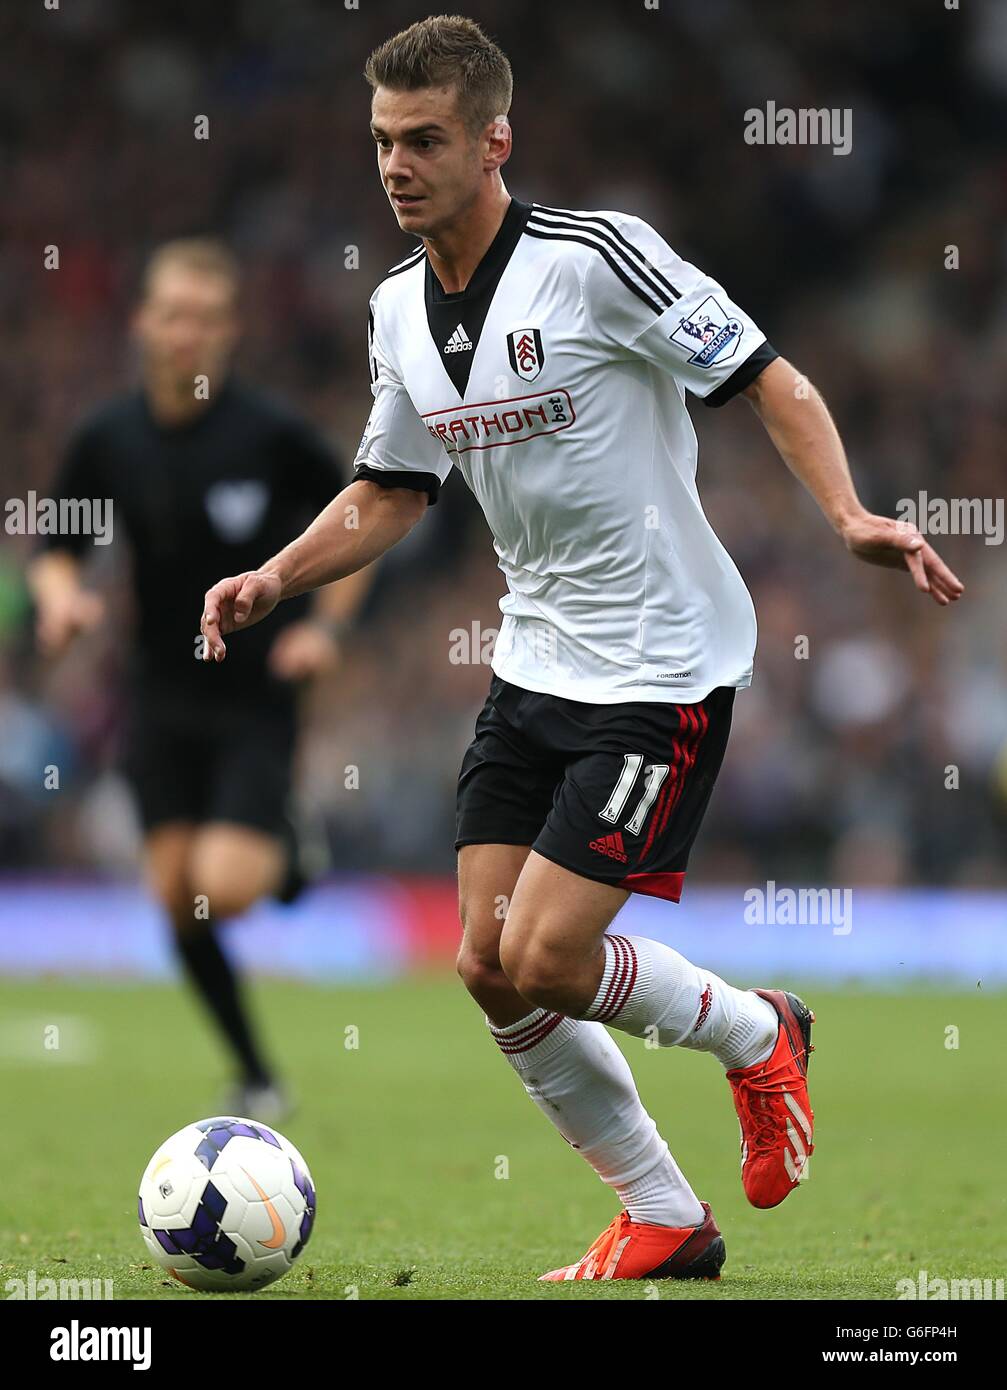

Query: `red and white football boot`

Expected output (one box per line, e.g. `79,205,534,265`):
727,988,815,1209
538,1202,725,1282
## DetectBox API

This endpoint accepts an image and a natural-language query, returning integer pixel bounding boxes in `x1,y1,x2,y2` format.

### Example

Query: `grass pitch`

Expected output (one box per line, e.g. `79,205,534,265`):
1,973,1003,1299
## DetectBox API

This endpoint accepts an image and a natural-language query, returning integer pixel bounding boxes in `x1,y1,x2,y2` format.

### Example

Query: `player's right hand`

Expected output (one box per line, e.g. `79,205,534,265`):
200,570,282,662
35,589,105,657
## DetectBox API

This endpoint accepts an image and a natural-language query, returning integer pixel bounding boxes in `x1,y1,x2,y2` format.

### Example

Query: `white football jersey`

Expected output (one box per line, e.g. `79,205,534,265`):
353,198,778,704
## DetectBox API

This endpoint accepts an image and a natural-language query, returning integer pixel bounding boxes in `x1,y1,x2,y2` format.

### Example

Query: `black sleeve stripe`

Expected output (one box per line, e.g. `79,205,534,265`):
524,226,667,318
528,214,676,312
353,464,440,505
701,343,780,407
383,246,426,279
366,307,377,386
531,204,682,301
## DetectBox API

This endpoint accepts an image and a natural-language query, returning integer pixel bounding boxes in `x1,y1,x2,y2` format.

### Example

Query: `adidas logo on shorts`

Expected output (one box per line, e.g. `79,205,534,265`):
589,831,628,864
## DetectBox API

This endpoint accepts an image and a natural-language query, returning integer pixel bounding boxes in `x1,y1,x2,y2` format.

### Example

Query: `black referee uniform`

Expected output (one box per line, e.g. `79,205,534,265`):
39,376,344,1108
41,377,344,835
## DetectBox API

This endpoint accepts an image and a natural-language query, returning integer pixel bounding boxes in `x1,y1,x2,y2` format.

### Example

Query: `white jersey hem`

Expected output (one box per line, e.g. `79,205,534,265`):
489,657,752,706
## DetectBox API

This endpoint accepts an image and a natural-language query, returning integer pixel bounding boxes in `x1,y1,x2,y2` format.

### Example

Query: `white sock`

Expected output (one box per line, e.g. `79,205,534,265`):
616,1151,704,1228
585,934,778,1070
489,1008,704,1228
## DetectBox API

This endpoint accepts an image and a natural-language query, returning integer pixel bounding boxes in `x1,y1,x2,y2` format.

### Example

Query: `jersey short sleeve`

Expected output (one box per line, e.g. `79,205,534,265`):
579,212,778,406
352,299,453,504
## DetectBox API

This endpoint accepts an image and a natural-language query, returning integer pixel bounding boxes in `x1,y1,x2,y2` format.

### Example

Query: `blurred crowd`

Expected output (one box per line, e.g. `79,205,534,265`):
1,0,1005,886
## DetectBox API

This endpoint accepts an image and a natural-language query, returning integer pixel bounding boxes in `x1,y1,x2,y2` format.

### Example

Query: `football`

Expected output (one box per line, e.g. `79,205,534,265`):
138,1117,316,1291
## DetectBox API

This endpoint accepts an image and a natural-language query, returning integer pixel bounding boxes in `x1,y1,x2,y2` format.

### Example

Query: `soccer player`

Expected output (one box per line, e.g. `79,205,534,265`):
29,239,369,1120
199,17,964,1278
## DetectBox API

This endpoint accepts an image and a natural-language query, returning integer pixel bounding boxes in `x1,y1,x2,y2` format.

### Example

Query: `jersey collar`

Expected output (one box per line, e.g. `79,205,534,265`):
423,197,532,397
424,195,532,304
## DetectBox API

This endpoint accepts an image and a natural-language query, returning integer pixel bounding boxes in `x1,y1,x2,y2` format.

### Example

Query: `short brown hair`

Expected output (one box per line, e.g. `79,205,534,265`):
142,238,240,301
364,14,513,138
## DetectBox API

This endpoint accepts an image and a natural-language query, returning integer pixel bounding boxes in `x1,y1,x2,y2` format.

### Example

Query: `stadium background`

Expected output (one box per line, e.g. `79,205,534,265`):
0,0,1005,1302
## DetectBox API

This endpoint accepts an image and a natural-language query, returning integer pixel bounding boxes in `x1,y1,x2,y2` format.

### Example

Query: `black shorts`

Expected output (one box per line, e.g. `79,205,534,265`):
455,675,735,902
122,694,296,838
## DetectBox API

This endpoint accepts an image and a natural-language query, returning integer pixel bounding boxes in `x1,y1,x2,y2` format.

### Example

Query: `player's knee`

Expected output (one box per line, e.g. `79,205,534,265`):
456,940,507,995
457,884,509,985
499,937,566,1009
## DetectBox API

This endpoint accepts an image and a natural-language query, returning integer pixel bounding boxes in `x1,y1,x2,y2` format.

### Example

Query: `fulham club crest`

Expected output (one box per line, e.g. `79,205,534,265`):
507,328,544,382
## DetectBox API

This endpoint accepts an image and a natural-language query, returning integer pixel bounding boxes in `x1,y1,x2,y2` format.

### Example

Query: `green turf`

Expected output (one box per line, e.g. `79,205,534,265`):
0,974,1003,1299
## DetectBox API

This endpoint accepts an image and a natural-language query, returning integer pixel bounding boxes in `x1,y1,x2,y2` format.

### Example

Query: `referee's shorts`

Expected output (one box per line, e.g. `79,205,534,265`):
122,694,296,838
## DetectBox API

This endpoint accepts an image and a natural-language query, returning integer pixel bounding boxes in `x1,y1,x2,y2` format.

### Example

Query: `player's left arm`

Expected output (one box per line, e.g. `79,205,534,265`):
743,357,964,606
576,211,962,605
267,567,374,681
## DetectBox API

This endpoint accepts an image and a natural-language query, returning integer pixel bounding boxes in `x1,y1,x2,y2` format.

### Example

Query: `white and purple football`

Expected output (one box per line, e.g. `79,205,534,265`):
138,1117,316,1291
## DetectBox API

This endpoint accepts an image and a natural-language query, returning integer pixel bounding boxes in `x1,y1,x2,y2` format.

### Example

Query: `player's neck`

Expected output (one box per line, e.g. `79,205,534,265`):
424,183,512,294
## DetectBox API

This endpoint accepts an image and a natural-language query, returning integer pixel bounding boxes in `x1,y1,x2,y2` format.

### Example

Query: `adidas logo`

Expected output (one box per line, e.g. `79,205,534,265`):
589,832,628,864
444,324,473,354
693,983,714,1033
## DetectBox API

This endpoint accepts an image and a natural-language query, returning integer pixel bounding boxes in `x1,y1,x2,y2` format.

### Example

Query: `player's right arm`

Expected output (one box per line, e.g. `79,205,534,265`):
202,288,451,663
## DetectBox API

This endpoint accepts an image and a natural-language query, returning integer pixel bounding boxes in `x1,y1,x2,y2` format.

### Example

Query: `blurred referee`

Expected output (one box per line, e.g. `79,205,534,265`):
27,239,368,1120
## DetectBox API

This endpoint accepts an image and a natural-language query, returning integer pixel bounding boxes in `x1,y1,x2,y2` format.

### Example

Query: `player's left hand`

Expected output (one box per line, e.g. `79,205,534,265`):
267,620,342,681
840,513,965,606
